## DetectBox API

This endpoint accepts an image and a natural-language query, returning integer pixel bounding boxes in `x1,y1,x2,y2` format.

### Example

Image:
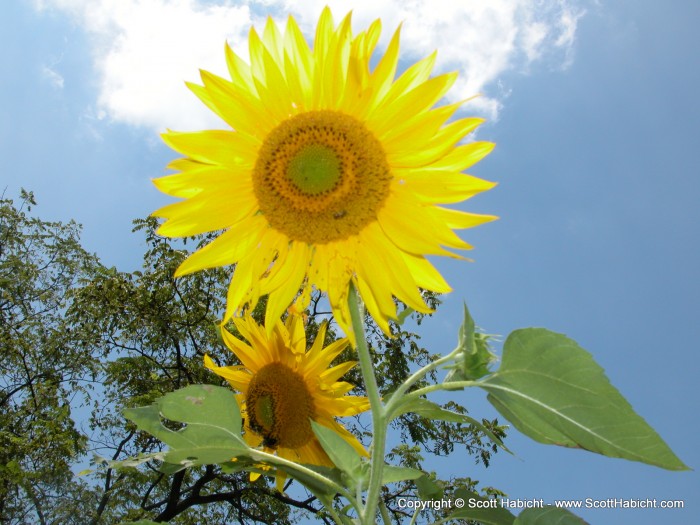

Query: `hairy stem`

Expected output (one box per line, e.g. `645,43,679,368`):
399,380,479,405
384,345,463,419
348,285,387,524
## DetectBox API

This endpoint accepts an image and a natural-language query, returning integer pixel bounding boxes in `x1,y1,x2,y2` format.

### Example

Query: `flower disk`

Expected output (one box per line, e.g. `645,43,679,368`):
152,8,498,339
254,110,392,243
246,362,316,449
204,314,369,489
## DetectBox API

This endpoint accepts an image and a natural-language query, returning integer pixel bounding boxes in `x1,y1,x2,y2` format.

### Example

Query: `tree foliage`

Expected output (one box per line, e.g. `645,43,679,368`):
0,193,506,524
1,190,101,523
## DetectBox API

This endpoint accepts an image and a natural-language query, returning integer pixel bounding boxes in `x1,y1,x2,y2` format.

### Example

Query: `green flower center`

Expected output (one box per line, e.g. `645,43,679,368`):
287,144,342,196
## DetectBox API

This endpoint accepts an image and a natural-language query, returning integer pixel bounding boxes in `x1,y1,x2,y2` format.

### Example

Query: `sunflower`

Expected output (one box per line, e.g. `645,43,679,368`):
153,7,497,338
204,313,369,490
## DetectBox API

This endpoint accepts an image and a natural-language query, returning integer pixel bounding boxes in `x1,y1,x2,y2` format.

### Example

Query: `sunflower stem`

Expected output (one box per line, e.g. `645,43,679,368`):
347,284,387,525
249,449,354,504
399,379,480,403
379,500,393,525
384,344,463,419
318,494,351,525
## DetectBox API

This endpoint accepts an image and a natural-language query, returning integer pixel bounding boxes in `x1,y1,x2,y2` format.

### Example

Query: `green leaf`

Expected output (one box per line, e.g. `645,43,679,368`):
165,446,249,467
415,474,443,501
220,458,256,474
513,506,588,524
445,303,495,383
479,328,688,470
396,306,415,325
105,451,168,472
159,384,243,435
123,384,248,467
311,420,364,481
158,462,188,475
381,465,425,484
277,463,345,497
393,397,510,453
439,489,515,525
459,303,476,354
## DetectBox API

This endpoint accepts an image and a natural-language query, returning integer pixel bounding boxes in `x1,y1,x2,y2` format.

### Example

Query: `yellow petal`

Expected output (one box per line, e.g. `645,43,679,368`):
161,130,258,168
153,187,257,237
263,242,311,331
199,70,275,138
369,72,457,137
377,194,464,257
152,165,252,199
173,214,266,277
285,311,307,356
305,339,350,379
428,141,495,171
357,222,432,314
394,168,497,204
224,41,255,92
319,361,357,384
283,15,314,108
388,118,485,168
401,252,452,294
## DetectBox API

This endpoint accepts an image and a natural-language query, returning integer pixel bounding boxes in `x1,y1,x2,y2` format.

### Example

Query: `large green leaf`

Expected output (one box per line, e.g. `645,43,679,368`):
513,506,588,524
123,384,248,468
381,465,425,484
311,421,424,489
311,420,364,481
415,474,443,501
276,463,345,497
479,329,687,470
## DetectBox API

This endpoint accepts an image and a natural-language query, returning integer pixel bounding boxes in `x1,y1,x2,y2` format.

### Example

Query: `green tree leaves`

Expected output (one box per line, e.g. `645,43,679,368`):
1,191,101,522
479,328,688,470
5,190,689,525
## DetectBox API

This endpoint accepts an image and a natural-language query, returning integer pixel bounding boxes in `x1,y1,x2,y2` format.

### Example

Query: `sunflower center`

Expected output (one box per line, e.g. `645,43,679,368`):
287,144,342,195
246,362,315,449
253,110,392,244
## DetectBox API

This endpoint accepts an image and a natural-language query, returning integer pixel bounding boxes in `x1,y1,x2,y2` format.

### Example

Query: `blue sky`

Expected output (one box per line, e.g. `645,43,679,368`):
2,1,699,524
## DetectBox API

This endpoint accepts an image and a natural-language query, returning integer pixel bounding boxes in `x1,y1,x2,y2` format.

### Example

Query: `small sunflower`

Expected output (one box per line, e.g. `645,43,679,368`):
153,7,497,338
204,314,369,490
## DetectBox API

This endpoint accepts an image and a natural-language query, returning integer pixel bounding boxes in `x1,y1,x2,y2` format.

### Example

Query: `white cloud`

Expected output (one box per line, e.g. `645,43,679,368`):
33,0,586,132
34,0,254,131
41,65,65,89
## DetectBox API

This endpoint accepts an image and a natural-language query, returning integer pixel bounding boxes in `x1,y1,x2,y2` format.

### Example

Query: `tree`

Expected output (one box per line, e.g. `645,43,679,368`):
0,193,506,524
1,190,101,523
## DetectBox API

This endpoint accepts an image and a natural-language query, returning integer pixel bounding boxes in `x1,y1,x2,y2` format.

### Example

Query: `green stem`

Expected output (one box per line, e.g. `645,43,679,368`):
399,380,479,405
318,494,351,525
379,500,392,525
348,284,387,524
384,344,463,419
250,449,356,507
